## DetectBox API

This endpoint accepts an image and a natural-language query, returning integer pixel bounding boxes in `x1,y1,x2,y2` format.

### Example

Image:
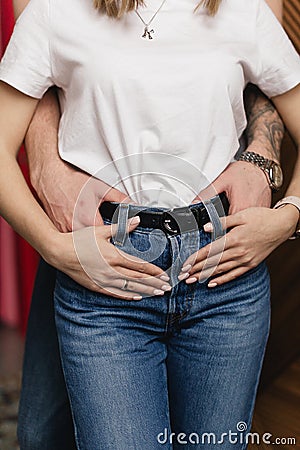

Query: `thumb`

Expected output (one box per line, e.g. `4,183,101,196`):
191,179,228,205
101,215,140,239
126,215,141,232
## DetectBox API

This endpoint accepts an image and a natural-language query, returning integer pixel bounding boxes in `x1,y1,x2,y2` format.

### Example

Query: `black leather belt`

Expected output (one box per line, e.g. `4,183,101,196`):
99,192,229,236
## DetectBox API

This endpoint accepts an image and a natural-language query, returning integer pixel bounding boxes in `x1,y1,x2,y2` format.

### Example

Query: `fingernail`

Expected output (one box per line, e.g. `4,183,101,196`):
154,289,164,295
129,216,140,225
160,275,170,281
161,284,172,291
186,277,198,284
207,282,218,288
133,295,143,300
178,272,189,281
181,264,192,272
203,222,213,232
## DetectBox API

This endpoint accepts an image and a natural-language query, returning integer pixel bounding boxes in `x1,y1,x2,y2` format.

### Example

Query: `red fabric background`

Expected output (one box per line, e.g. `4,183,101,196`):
0,0,39,334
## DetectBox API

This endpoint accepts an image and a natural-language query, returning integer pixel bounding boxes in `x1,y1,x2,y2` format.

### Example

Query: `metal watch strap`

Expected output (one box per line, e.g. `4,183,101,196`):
238,151,270,169
273,196,300,240
238,151,283,191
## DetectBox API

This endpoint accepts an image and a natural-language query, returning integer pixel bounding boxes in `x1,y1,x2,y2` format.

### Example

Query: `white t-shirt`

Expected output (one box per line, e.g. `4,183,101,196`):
1,0,300,207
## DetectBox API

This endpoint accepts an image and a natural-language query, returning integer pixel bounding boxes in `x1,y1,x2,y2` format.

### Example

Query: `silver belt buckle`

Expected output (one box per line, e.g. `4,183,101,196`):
161,207,197,235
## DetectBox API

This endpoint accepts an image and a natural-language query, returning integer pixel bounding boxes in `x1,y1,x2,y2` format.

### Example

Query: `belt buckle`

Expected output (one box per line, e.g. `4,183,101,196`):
162,207,197,235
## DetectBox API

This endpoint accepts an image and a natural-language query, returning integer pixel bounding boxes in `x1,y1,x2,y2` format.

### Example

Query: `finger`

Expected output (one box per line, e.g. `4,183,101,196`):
190,261,240,283
90,278,169,300
95,180,131,204
116,249,169,279
192,183,226,205
113,257,170,281
99,285,144,301
182,236,228,269
205,266,249,288
188,247,238,276
103,266,171,291
112,267,171,291
203,211,246,234
73,277,143,301
97,230,170,280
113,278,171,297
100,189,129,204
100,215,141,239
184,258,233,284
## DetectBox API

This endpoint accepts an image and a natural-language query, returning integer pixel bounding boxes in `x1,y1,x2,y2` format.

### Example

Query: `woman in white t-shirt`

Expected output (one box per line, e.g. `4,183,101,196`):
0,0,300,448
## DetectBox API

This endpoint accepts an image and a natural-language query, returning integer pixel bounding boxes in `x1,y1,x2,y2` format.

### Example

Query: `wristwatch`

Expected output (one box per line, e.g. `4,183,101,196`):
238,151,283,191
273,196,300,239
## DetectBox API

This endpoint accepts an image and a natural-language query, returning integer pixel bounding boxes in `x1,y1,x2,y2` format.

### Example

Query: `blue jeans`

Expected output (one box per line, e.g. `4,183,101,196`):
17,259,76,450
54,202,271,450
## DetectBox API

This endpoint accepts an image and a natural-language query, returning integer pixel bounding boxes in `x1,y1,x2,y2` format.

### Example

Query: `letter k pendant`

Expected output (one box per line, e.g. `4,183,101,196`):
142,26,154,39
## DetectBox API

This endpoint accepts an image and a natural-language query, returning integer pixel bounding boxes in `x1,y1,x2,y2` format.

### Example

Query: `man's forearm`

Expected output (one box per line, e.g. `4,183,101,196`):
243,0,284,164
243,84,285,164
24,88,62,185
13,0,63,181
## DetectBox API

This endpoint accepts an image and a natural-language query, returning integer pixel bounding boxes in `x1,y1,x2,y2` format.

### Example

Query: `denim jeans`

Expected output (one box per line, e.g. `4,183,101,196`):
54,200,271,450
17,259,76,450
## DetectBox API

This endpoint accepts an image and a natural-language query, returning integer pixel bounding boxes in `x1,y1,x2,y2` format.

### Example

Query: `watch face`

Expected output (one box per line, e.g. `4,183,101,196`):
269,163,283,189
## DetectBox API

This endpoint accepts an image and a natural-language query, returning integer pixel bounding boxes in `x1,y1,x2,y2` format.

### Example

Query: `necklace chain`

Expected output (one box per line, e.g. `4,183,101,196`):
135,0,167,39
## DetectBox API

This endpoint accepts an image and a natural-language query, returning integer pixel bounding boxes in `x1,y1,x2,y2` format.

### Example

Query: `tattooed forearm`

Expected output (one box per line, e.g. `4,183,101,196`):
244,84,285,162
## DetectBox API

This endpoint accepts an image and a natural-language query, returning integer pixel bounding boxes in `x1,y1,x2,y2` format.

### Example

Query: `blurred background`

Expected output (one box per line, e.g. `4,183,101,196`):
0,0,299,449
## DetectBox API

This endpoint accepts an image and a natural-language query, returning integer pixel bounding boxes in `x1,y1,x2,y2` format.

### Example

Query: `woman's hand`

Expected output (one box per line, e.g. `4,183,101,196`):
43,216,171,300
180,205,299,287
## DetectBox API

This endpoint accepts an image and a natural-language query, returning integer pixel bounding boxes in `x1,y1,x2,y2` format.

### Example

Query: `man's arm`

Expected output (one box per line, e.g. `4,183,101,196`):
243,84,284,164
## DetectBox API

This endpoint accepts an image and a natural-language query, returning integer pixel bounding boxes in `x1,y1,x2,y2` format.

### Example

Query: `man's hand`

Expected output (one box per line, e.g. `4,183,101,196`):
192,160,272,214
34,160,129,232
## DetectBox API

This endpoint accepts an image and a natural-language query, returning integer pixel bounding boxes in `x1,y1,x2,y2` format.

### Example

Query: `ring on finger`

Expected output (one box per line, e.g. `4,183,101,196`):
121,279,129,290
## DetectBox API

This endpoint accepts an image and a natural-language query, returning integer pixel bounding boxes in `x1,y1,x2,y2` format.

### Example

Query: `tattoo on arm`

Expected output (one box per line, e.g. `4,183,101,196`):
244,84,285,162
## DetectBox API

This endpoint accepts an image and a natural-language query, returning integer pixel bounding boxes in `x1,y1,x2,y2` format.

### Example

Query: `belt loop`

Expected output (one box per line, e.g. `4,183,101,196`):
112,203,130,247
203,196,226,241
